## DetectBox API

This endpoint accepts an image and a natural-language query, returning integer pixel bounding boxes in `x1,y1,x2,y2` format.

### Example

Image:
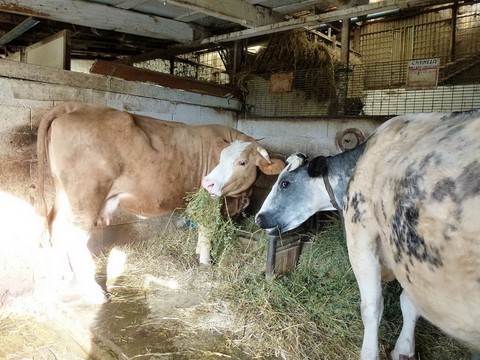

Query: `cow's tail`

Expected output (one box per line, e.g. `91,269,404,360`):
36,102,79,243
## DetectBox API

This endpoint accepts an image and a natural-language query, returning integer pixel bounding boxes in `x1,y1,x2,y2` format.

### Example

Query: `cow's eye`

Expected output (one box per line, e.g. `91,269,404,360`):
239,160,246,166
280,180,290,189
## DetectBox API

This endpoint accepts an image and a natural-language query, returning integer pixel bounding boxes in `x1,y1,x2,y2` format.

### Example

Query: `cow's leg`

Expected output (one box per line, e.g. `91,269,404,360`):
390,290,419,360
196,225,211,264
50,187,110,304
346,227,383,360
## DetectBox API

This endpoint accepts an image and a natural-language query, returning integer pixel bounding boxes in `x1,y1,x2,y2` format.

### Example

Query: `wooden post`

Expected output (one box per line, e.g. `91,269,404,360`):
450,1,458,63
337,17,351,115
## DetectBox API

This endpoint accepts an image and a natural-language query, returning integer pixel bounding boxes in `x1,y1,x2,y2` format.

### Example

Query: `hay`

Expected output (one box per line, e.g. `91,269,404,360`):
124,212,471,359
250,30,337,74
241,30,337,102
4,198,469,359
185,189,239,262
208,216,471,359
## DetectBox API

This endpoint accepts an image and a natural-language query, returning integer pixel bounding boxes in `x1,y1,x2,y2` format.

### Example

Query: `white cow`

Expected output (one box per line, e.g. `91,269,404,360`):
255,110,480,359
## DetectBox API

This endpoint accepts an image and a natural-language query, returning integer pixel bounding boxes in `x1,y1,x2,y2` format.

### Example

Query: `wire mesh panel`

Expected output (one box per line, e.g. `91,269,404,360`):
349,55,480,115
135,50,229,84
244,2,480,118
244,68,337,117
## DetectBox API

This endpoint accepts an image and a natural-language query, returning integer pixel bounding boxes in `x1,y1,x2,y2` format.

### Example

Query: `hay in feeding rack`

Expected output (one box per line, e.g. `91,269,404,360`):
243,30,338,101
250,30,338,74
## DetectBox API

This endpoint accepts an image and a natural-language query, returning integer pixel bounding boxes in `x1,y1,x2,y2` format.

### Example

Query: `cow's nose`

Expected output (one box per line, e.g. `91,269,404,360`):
202,178,215,192
255,213,265,228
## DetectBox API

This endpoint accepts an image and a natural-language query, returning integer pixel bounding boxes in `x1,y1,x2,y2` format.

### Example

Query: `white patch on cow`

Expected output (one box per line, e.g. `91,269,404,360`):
97,193,130,226
202,140,250,197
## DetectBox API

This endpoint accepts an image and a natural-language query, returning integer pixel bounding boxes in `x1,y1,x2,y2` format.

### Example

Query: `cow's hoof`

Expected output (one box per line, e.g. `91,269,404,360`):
197,254,212,265
59,284,107,305
198,259,212,266
390,352,417,360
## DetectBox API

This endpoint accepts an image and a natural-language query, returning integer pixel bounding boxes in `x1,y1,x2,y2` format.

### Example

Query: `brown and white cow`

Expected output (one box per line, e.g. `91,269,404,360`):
37,101,284,303
256,110,480,359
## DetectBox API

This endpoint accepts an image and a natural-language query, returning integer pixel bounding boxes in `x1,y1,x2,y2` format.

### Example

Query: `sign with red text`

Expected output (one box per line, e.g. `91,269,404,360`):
406,58,440,88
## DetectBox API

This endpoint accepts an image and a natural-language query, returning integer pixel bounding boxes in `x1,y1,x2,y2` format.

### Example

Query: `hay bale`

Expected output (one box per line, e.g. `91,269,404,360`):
245,30,337,102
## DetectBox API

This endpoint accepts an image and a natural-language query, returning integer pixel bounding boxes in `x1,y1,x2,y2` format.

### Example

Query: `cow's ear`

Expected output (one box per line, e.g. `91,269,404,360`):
257,158,285,175
308,156,327,178
215,137,228,150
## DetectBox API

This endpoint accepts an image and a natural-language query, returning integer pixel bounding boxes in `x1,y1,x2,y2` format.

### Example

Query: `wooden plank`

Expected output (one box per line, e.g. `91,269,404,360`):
165,0,284,27
0,0,196,43
115,0,150,10
90,60,244,101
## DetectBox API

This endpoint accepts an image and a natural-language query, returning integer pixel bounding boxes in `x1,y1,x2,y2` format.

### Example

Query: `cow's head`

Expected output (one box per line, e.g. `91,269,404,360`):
202,140,284,198
255,153,334,235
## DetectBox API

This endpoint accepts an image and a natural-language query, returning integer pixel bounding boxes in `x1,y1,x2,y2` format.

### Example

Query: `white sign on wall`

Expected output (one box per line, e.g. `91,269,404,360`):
406,58,440,89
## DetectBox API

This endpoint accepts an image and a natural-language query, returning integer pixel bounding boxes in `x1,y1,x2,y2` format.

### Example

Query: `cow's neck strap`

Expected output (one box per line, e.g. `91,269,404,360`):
322,172,341,213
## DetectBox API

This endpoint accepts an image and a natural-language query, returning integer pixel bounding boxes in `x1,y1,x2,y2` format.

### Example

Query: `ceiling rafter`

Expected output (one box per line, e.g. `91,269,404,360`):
0,0,200,43
200,0,459,44
164,0,284,27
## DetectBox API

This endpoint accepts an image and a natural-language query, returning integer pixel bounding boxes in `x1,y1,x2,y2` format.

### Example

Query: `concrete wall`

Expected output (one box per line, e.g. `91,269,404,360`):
239,116,384,158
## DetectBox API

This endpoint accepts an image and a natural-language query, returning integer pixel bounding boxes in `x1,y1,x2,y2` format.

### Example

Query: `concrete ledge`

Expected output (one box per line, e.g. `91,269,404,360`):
0,59,242,111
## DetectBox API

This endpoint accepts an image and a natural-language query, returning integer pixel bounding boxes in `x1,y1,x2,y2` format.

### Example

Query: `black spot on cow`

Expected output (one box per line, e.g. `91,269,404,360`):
350,192,366,223
394,163,427,204
381,200,387,221
418,152,435,172
457,160,480,200
439,122,466,142
344,193,350,212
448,224,458,232
391,203,443,267
433,152,444,166
390,165,443,267
432,178,456,202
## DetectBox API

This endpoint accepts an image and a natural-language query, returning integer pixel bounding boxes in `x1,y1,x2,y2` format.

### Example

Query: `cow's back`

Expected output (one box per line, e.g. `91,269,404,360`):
345,111,480,348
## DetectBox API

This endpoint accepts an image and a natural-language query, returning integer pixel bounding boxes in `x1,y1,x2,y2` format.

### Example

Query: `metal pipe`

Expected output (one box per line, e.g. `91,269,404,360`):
265,235,277,280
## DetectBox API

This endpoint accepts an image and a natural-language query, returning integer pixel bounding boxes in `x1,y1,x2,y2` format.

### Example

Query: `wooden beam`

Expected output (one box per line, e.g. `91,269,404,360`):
0,0,197,43
90,59,244,100
164,0,284,27
200,0,458,44
115,0,150,10
272,0,367,15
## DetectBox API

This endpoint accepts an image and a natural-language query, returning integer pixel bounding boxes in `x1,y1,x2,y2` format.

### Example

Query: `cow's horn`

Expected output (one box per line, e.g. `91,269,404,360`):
257,146,271,164
286,153,306,172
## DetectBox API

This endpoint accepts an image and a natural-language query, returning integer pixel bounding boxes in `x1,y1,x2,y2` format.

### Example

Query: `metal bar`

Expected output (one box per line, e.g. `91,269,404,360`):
0,17,39,46
265,235,277,280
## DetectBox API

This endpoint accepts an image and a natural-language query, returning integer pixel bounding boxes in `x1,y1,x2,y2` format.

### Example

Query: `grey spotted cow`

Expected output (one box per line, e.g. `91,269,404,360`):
256,111,480,359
